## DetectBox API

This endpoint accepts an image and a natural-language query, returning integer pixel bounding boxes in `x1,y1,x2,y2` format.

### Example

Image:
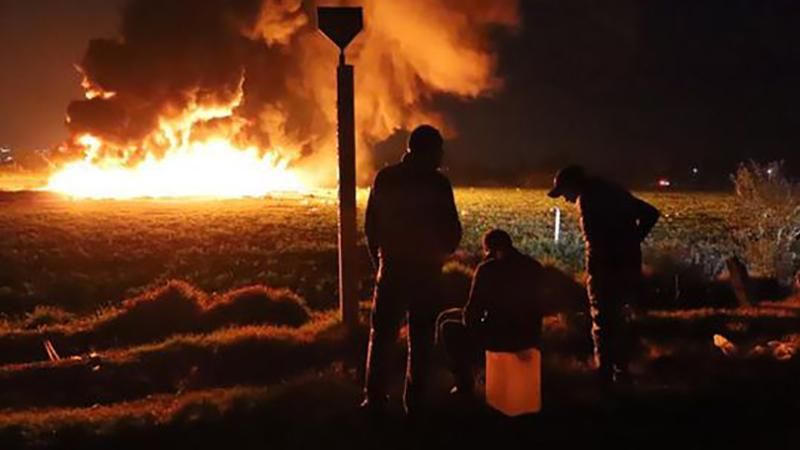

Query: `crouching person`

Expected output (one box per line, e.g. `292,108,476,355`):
437,229,545,405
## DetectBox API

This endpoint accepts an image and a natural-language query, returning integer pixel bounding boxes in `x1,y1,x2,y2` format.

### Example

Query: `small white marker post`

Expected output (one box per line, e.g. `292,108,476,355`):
553,207,561,243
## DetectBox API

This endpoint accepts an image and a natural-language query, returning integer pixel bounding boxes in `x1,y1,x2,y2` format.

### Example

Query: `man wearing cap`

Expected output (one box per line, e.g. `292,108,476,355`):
548,165,660,386
362,124,462,416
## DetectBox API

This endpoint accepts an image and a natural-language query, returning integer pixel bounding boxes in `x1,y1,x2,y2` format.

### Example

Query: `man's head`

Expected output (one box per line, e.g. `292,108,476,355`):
406,125,444,170
483,229,514,259
547,165,587,203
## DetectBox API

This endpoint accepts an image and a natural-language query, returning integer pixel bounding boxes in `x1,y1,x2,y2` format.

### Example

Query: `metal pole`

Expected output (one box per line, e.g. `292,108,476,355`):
316,6,363,329
337,54,358,328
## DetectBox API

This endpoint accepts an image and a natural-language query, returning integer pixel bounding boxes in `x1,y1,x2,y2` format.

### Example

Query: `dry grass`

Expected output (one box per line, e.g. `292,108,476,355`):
205,285,311,328
0,281,312,366
639,303,800,343
0,301,796,449
0,312,348,410
0,190,797,448
0,370,362,450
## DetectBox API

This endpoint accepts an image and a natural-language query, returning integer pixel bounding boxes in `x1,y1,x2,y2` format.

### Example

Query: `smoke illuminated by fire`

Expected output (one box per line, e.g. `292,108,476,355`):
47,0,519,199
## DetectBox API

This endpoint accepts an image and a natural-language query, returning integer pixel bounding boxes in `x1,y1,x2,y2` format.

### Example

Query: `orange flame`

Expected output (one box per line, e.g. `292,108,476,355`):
47,0,519,199
48,83,308,199
80,71,117,100
47,137,305,199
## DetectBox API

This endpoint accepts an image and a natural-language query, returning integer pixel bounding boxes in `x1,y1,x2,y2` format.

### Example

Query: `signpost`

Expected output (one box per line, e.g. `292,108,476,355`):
318,7,363,328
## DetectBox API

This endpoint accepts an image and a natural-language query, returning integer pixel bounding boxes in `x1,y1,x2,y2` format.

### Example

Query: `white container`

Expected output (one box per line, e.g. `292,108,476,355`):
485,348,542,416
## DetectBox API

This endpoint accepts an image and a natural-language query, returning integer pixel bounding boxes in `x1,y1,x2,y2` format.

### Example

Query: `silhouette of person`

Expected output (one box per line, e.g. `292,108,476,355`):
437,229,545,396
548,165,660,386
362,125,462,416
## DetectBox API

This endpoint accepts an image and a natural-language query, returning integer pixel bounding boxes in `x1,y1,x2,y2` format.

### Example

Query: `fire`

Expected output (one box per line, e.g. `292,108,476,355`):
47,0,520,199
80,72,117,100
48,89,307,199
47,137,304,199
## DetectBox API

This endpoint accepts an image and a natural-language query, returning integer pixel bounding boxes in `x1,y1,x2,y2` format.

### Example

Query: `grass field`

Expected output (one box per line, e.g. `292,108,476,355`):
1,188,797,449
0,189,735,315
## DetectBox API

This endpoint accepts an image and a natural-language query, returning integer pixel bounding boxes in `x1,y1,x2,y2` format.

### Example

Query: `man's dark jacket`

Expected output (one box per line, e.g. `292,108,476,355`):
578,178,660,276
365,153,462,270
464,249,545,352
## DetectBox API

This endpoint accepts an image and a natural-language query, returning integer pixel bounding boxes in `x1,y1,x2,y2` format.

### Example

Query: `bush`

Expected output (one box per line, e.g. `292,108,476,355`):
441,261,474,310
92,280,204,344
0,281,316,367
730,161,800,283
88,281,312,352
205,286,311,328
22,306,75,329
526,232,586,274
538,264,588,315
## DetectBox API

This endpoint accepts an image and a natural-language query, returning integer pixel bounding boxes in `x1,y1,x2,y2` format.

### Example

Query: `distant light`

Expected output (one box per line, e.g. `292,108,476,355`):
692,167,699,175
767,168,774,176
657,178,672,188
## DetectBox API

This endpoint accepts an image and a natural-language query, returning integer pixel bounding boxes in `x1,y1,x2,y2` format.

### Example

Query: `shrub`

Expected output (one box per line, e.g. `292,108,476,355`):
641,243,728,308
92,281,312,346
204,286,311,329
92,280,204,343
22,306,75,329
730,161,800,283
440,261,474,310
527,232,586,274
538,264,588,315
0,281,316,366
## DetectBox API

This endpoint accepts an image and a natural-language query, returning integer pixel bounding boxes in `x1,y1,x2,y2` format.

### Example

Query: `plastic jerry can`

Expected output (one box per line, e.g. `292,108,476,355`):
485,347,541,416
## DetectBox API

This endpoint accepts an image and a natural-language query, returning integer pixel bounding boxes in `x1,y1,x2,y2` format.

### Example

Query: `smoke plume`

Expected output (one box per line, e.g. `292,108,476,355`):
63,0,520,185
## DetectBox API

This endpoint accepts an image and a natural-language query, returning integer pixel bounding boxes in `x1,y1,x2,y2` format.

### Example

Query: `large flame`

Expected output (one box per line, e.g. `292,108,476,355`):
48,85,308,199
46,0,520,199
47,137,305,199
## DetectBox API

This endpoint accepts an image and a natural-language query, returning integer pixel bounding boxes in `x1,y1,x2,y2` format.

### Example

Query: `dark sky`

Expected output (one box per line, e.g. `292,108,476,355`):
440,0,800,187
1,0,799,187
0,0,125,149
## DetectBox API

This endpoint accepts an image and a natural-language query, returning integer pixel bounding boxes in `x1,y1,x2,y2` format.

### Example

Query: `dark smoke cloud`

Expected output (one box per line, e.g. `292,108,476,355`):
67,0,263,143
62,0,519,184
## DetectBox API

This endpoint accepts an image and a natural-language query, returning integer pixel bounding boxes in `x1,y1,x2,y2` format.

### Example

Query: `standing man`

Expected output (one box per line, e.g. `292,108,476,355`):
548,165,660,387
362,125,462,415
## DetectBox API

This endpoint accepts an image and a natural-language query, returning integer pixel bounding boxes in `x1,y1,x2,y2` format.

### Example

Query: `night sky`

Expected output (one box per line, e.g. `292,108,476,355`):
1,0,799,188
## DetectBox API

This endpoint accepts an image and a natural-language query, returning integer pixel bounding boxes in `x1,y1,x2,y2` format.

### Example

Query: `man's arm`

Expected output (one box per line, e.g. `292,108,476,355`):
464,265,490,329
633,196,660,242
440,178,462,254
364,176,382,270
578,193,601,245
